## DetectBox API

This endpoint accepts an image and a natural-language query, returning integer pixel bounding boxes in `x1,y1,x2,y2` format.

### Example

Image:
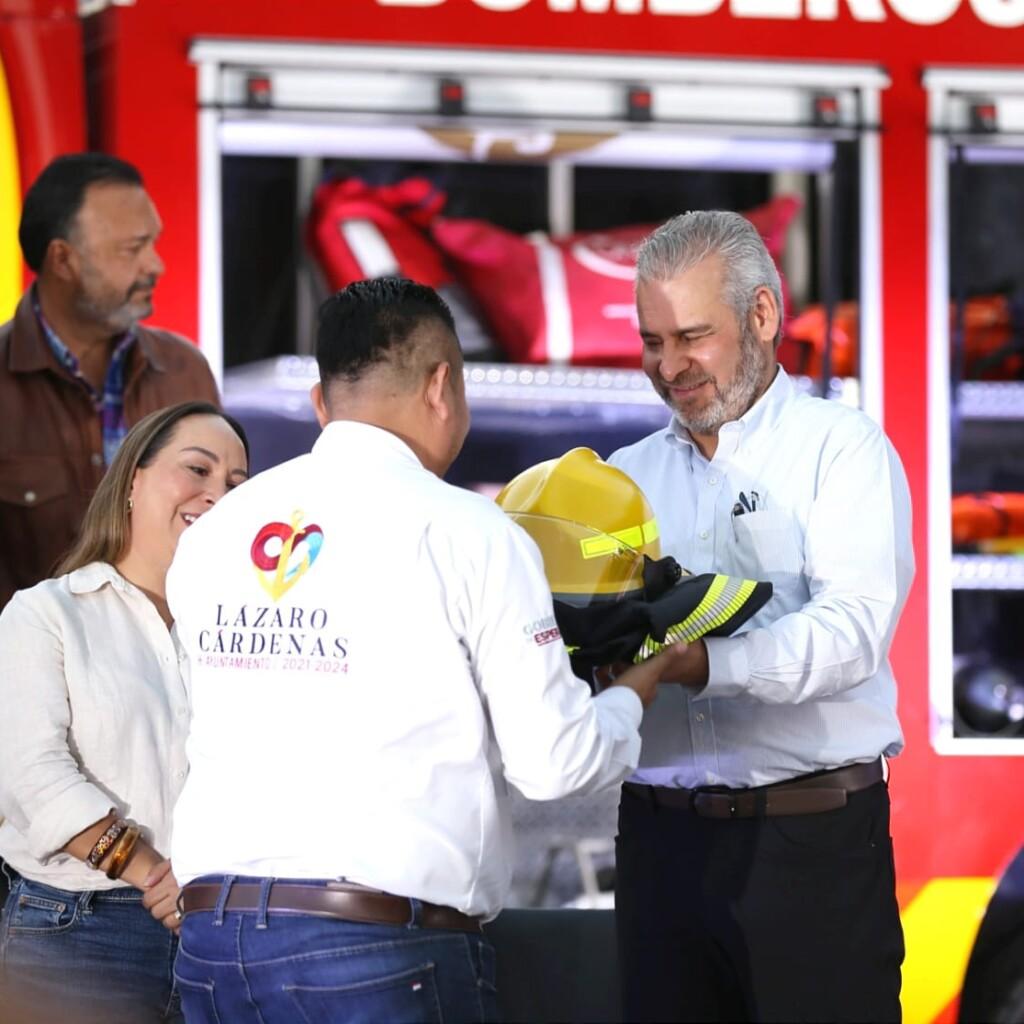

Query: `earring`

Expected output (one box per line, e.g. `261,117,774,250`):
127,498,133,513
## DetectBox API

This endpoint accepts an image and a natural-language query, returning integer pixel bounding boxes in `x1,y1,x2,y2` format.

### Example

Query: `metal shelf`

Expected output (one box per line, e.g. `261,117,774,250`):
956,381,1024,421
224,357,856,410
952,554,1024,590
463,365,854,408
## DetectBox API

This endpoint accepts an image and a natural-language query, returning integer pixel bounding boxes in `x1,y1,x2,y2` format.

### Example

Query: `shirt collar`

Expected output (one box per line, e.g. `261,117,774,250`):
665,366,793,459
8,291,60,374
313,420,426,470
10,286,150,375
33,285,138,365
34,290,73,366
736,365,793,435
67,561,132,596
133,327,166,372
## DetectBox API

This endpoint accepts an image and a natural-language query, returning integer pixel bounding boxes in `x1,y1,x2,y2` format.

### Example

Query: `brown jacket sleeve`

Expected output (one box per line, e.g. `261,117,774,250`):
0,316,223,611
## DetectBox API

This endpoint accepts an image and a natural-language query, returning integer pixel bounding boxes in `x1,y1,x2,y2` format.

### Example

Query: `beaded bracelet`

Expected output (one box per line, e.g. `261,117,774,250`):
86,818,127,868
104,825,141,881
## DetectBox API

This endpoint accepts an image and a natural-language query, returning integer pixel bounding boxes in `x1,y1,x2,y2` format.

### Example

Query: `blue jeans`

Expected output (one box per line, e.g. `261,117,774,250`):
174,876,499,1023
0,875,181,1023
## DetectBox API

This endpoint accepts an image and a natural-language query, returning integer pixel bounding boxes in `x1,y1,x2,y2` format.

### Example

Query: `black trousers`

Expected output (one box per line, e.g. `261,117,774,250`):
615,781,904,1024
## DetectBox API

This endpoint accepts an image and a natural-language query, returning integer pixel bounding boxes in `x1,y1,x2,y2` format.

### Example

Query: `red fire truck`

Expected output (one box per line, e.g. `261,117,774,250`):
4,1,1024,1020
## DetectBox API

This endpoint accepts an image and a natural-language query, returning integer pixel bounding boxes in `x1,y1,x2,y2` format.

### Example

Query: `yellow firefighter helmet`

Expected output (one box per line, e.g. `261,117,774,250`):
495,447,660,599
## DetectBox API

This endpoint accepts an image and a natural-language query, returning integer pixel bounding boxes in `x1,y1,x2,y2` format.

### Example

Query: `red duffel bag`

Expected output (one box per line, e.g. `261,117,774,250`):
306,176,495,355
307,176,448,288
431,196,802,367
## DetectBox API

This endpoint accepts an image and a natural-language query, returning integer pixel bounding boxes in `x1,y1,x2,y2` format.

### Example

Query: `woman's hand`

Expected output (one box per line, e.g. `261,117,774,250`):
140,858,182,934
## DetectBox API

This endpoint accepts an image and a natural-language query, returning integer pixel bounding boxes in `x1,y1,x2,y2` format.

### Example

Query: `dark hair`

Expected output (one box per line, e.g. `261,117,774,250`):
19,153,144,272
56,401,250,575
316,277,458,386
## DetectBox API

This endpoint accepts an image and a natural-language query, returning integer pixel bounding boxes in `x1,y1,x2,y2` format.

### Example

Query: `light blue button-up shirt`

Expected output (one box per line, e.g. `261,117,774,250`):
609,369,914,788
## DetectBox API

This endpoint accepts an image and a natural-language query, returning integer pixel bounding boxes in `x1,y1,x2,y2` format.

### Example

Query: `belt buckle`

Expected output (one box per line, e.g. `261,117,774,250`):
727,797,738,818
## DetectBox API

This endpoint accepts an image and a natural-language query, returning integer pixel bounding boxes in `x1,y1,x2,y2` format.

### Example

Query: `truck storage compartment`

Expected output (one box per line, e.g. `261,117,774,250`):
925,68,1024,751
193,43,884,480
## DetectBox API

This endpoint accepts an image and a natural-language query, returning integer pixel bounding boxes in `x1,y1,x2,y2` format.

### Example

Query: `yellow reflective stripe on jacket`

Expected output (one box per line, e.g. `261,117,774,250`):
579,518,659,559
635,576,758,659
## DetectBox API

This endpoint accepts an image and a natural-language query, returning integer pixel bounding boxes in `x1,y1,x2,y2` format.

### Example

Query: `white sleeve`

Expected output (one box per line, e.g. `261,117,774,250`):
0,594,114,859
703,429,915,704
446,516,642,800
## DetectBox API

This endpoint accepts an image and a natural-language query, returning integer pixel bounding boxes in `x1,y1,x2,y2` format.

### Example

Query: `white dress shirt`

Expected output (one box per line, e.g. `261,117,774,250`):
609,369,914,789
168,420,642,918
0,563,190,889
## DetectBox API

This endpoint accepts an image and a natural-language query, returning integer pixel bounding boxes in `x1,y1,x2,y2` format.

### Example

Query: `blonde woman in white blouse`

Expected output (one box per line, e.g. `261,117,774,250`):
0,400,248,1024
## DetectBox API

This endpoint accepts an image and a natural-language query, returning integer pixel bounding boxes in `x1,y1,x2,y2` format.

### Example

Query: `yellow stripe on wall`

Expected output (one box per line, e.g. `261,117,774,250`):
900,876,996,1024
0,55,21,323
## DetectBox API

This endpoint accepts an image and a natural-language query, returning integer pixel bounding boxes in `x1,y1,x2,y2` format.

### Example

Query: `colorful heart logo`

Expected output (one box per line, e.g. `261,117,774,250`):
251,511,324,601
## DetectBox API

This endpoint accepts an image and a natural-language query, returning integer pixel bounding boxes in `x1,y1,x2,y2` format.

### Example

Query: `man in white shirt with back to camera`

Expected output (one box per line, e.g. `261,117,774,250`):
609,210,914,1024
166,277,687,1024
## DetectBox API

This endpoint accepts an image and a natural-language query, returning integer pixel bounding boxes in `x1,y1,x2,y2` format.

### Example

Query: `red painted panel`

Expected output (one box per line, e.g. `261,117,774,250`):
88,5,202,344
880,66,935,886
0,0,75,16
0,0,84,287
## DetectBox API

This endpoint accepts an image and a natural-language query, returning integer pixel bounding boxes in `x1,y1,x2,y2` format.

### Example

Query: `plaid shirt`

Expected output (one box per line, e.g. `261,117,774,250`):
33,290,137,466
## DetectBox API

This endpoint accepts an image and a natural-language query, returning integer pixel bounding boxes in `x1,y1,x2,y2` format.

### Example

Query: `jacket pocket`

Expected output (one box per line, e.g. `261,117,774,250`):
0,457,84,591
731,508,803,578
0,456,74,509
5,880,79,934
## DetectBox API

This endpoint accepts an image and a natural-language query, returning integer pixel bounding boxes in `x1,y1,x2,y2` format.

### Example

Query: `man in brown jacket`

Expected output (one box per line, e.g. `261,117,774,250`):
0,153,219,610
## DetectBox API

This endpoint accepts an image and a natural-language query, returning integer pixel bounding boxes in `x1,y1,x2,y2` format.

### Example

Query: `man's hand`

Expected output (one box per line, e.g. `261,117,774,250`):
603,641,706,708
141,858,182,933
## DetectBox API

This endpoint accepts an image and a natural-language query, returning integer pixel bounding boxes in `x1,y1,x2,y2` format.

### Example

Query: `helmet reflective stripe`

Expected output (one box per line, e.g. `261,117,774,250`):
496,447,661,596
634,575,760,660
579,518,660,560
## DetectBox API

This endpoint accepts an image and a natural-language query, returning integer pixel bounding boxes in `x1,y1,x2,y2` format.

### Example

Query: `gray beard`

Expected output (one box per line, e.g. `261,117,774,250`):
671,324,773,436
72,292,146,335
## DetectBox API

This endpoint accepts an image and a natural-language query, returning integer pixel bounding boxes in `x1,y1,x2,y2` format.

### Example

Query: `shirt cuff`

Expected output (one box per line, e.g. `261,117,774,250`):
25,783,115,863
701,636,752,699
594,682,644,725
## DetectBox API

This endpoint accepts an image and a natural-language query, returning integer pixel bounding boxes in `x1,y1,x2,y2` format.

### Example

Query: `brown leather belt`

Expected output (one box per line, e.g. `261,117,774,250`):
623,758,885,819
180,881,481,933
